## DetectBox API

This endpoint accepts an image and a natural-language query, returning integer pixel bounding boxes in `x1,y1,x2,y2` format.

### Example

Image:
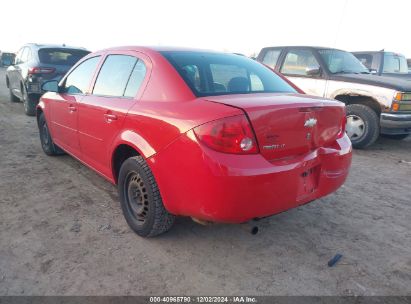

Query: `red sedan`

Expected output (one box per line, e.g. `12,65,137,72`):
36,46,352,237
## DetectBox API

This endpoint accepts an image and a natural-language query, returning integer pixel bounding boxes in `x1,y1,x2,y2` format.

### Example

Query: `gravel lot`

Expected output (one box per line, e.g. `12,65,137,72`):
0,67,410,296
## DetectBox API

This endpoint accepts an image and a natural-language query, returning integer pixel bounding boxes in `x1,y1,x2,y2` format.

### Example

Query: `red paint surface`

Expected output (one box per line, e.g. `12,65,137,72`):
38,46,352,223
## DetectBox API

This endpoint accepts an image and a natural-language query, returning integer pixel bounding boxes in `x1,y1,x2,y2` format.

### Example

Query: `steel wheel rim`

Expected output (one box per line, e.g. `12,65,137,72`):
346,114,365,140
125,172,149,225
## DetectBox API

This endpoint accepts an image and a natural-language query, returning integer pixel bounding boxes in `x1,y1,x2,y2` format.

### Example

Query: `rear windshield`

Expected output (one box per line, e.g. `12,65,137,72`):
160,51,297,97
38,48,90,66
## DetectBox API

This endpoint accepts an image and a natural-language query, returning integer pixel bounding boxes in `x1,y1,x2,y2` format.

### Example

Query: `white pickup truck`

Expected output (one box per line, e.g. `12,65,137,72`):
257,46,411,148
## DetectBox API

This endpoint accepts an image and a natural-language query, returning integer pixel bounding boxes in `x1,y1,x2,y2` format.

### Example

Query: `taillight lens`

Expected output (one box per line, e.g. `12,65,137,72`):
193,115,259,154
28,67,56,74
338,111,347,139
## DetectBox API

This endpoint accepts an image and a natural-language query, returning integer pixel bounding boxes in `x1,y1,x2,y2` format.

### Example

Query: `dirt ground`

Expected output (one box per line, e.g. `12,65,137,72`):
0,67,410,296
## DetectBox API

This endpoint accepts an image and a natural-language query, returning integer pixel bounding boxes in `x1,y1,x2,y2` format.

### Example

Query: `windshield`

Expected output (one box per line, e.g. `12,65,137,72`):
38,48,90,66
318,49,369,74
383,53,408,74
160,51,297,97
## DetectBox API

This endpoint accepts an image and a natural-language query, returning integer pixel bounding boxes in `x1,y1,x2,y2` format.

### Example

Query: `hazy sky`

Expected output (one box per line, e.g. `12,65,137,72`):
1,0,410,57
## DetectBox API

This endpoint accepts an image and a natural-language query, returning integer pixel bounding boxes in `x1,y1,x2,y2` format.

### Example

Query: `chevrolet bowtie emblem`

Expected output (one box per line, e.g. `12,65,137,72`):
304,118,317,128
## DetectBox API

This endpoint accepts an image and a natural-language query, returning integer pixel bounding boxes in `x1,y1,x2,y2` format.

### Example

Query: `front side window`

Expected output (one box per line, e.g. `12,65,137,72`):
354,54,373,69
38,48,90,66
383,54,408,74
62,56,100,94
93,55,139,97
281,49,320,76
262,49,282,69
161,51,296,97
319,49,369,74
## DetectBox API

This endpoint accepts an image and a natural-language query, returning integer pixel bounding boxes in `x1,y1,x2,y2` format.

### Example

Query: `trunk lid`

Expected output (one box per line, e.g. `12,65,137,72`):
204,93,345,161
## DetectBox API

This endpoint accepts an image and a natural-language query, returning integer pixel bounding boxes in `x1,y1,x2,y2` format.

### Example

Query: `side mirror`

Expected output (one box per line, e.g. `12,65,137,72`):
306,66,321,76
42,80,59,92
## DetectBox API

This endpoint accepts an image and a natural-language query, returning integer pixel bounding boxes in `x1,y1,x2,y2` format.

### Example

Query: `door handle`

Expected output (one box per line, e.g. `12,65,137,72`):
68,105,77,112
104,113,118,122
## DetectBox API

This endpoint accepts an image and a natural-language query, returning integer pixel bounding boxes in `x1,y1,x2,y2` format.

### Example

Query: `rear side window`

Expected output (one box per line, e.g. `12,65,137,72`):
383,54,408,73
93,55,145,97
262,49,281,69
161,51,296,97
63,56,100,94
124,60,146,97
38,48,90,66
20,47,29,63
281,49,320,76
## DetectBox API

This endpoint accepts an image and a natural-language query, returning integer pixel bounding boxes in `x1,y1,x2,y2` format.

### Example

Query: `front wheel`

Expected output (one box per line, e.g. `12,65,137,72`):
346,104,380,149
118,156,175,237
381,134,409,140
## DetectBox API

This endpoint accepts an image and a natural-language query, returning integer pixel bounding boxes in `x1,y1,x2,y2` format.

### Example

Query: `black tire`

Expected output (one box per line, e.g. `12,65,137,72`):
381,134,409,140
22,89,38,116
346,104,380,149
38,113,65,156
9,87,20,103
118,156,175,237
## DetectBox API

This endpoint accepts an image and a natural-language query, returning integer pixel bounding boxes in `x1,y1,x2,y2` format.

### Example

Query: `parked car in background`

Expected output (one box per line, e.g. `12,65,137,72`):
352,51,411,78
6,43,90,116
408,59,411,73
0,52,16,67
37,46,351,237
257,46,411,148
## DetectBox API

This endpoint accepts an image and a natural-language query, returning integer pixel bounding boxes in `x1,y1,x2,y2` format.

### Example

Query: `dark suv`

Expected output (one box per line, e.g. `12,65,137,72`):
6,43,90,116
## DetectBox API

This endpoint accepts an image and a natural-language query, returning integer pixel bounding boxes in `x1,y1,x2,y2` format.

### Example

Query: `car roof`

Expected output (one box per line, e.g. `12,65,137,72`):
353,51,405,56
100,45,218,53
352,51,381,54
261,46,342,51
24,43,89,51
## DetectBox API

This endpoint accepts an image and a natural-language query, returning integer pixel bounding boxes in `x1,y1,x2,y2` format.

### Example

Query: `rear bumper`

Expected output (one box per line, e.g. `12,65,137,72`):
149,131,352,223
380,113,411,135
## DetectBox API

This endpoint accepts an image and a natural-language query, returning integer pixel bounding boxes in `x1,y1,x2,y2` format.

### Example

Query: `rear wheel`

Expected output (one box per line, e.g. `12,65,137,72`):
22,89,38,116
118,156,175,237
381,134,409,140
346,104,379,149
9,87,20,103
38,113,64,156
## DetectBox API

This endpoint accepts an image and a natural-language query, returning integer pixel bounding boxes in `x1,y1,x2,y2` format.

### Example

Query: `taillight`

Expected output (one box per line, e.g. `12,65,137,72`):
28,67,55,74
193,115,259,154
338,111,347,139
